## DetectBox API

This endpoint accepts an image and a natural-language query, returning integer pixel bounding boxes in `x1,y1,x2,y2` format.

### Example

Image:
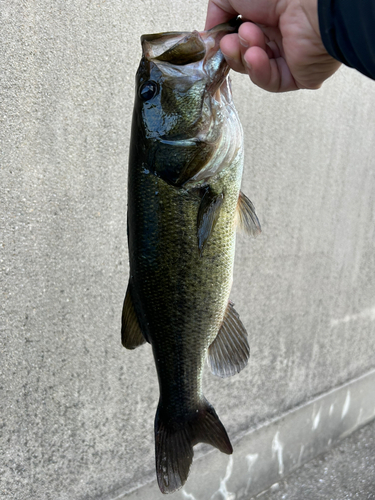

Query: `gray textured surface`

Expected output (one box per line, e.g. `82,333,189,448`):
1,1,375,499
255,418,375,500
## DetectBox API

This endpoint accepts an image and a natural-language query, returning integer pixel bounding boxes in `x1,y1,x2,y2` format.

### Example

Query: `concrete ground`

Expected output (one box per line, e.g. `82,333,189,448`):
254,419,375,500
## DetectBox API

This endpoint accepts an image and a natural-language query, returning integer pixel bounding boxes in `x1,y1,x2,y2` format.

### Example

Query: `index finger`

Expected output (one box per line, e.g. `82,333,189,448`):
205,0,237,30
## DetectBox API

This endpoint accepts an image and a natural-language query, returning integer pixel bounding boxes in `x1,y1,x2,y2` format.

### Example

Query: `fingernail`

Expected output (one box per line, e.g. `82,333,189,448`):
245,60,252,72
239,35,249,48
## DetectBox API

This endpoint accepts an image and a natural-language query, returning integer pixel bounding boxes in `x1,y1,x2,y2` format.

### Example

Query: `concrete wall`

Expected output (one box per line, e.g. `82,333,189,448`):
1,1,375,499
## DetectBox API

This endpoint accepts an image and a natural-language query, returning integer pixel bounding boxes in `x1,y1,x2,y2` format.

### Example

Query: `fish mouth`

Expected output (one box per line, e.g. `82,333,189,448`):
141,17,242,96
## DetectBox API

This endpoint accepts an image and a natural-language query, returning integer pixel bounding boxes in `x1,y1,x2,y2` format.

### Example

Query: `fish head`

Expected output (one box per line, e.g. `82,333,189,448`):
131,19,244,186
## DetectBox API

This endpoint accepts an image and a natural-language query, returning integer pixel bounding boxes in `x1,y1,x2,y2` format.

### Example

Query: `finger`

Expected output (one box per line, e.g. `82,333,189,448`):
220,23,277,75
220,33,248,73
238,22,268,52
266,40,281,59
243,46,298,92
205,0,279,30
205,0,237,30
239,23,283,59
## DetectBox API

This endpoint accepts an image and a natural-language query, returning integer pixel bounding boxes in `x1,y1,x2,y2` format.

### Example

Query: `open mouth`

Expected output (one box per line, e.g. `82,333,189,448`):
141,18,241,66
141,18,241,99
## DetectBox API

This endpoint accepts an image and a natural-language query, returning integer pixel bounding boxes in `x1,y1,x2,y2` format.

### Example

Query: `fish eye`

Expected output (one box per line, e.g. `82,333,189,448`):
139,81,158,101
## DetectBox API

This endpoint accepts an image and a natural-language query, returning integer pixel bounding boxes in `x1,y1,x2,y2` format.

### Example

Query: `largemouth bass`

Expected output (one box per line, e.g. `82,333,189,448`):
122,18,261,494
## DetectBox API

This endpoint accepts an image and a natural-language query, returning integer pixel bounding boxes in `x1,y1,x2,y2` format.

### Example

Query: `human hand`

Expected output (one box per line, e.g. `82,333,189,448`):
205,0,341,92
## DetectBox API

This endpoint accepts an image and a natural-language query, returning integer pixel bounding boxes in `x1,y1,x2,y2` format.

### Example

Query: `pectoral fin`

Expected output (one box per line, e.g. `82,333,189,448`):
208,300,250,377
121,284,146,349
197,188,224,256
236,191,261,236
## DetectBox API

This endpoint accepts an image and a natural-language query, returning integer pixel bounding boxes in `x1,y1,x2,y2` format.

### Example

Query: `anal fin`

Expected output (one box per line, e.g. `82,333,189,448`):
208,300,250,378
121,284,146,349
236,191,261,236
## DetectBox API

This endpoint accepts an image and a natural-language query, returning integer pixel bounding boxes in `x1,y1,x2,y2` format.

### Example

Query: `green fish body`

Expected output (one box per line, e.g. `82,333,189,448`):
122,19,261,494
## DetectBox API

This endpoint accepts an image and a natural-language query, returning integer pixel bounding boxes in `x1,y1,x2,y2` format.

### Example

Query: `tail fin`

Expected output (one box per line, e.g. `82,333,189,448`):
155,399,232,493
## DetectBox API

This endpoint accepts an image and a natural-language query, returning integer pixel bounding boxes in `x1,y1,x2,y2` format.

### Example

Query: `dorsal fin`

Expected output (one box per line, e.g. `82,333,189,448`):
236,191,261,236
208,300,250,377
197,188,224,256
121,284,146,349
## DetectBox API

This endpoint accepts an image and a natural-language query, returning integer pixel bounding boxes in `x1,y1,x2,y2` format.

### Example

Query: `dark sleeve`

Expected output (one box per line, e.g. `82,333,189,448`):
318,0,375,80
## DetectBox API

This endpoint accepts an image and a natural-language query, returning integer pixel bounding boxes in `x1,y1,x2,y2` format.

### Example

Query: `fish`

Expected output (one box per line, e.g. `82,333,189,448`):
121,18,261,494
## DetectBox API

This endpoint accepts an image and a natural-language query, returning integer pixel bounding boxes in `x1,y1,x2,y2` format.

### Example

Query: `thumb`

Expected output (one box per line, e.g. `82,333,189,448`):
205,0,280,30
205,0,237,30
